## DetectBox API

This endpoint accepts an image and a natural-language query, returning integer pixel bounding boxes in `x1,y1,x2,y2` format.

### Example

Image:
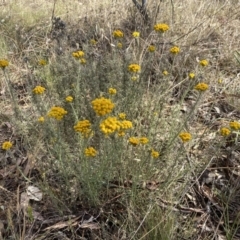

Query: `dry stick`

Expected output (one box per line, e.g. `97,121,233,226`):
129,204,154,240
132,0,149,23
153,3,160,25
235,51,240,64
51,0,57,21
50,0,57,33
142,0,147,7
170,0,175,23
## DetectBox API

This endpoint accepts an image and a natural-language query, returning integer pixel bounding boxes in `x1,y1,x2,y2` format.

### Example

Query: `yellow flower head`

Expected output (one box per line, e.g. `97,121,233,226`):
0,59,9,69
72,50,85,59
80,58,86,64
128,64,141,73
66,96,73,102
132,31,140,38
194,83,209,91
2,141,13,150
118,113,126,120
229,121,240,130
220,127,231,136
38,59,47,66
148,45,156,52
85,147,97,157
90,39,97,45
92,97,114,116
129,137,139,146
74,120,92,137
163,70,169,76
120,120,133,130
170,46,180,54
113,30,124,38
108,88,117,95
131,76,138,81
189,73,195,79
32,86,46,94
151,149,159,158
100,117,121,135
154,23,169,32
38,116,45,123
179,132,192,143
139,137,149,144
199,60,208,67
47,106,67,120
118,131,125,137
117,42,123,49
74,120,91,132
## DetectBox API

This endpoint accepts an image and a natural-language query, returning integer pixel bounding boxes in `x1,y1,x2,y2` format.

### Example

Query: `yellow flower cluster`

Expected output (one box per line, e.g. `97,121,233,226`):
66,96,73,102
131,76,138,81
199,60,208,67
39,59,47,66
85,147,97,157
118,131,125,137
132,31,140,38
219,121,240,137
108,88,117,95
229,121,240,130
0,59,9,69
128,64,141,73
220,127,231,136
179,132,192,143
90,39,97,45
72,50,85,59
80,58,86,64
100,117,133,135
117,42,122,49
129,137,139,146
38,116,45,123
139,137,149,144
148,45,156,52
189,73,195,79
113,30,124,38
92,97,114,116
74,120,92,137
129,136,149,146
120,120,133,130
118,113,126,120
48,106,67,120
2,141,13,150
163,70,169,76
32,86,46,94
154,23,169,32
194,83,209,91
100,117,121,135
170,46,180,54
151,149,159,158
